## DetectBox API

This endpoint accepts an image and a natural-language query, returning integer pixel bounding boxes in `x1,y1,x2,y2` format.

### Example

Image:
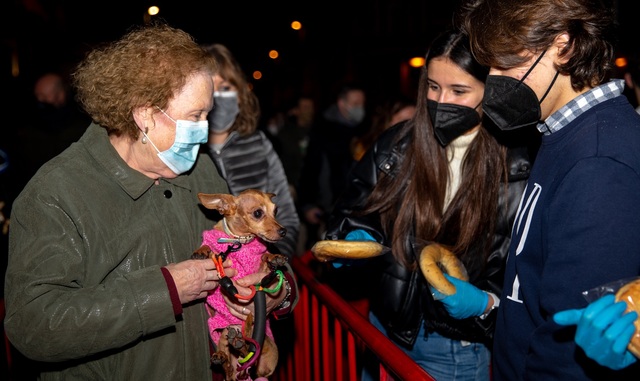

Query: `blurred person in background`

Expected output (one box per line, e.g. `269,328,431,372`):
31,71,90,134
262,109,286,156
34,72,69,108
324,29,533,381
276,95,316,197
11,71,91,195
202,43,300,258
297,83,368,250
351,94,416,161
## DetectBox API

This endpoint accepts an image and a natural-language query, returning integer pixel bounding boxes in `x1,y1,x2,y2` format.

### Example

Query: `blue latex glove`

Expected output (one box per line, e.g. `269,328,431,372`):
439,274,489,319
345,229,376,241
332,229,376,268
553,294,638,370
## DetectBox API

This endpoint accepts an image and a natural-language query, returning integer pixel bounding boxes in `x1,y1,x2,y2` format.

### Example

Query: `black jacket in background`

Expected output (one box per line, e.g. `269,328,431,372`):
297,104,368,215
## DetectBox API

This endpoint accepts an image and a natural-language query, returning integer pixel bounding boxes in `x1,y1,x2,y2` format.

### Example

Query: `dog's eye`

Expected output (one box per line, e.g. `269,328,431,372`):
253,209,264,219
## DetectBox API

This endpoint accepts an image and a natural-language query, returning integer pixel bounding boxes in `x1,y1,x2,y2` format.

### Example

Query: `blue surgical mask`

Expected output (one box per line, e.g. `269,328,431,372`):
209,91,240,133
143,108,208,174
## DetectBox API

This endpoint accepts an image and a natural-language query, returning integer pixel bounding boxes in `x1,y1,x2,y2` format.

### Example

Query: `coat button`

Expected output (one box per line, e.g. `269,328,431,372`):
383,163,391,170
164,190,172,199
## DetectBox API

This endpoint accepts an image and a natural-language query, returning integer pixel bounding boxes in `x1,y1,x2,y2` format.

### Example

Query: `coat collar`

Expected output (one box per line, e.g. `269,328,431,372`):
83,123,193,199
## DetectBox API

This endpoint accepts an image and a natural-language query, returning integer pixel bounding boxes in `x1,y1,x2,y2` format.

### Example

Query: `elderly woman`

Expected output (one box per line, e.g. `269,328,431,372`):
3,24,294,380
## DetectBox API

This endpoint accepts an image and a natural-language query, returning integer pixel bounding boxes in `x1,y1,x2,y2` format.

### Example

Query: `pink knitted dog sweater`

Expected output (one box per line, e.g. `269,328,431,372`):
201,228,274,344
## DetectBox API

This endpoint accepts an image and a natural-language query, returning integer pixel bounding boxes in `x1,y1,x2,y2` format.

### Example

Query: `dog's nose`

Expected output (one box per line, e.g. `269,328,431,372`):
278,228,287,237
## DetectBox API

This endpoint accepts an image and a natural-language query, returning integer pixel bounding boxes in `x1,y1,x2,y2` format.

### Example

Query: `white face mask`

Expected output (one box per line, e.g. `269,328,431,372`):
347,105,365,124
143,108,208,174
208,91,240,133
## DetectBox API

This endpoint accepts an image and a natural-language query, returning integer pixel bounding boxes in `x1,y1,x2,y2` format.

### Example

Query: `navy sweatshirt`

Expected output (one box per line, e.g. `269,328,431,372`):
493,95,640,380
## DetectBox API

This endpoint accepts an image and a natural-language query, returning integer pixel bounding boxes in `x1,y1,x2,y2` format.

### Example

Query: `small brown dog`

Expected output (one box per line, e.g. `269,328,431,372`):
192,189,288,381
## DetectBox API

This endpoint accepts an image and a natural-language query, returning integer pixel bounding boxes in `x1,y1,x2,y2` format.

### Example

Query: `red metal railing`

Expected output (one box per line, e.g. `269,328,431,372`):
272,251,435,381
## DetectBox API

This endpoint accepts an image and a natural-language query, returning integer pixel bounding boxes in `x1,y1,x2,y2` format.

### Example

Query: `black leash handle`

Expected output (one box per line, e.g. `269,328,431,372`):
249,288,266,353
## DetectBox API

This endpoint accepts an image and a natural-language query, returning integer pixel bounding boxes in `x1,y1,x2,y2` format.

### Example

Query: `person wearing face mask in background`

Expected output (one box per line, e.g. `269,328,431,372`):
458,0,640,379
201,43,300,259
3,24,259,380
322,30,534,381
10,72,91,201
350,94,416,162
296,83,368,251
275,95,317,199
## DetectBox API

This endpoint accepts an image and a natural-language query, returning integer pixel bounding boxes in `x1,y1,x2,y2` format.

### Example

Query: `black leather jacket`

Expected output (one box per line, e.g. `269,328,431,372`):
325,123,532,349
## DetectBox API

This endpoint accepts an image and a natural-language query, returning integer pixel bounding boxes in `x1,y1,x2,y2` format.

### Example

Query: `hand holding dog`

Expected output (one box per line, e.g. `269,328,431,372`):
165,258,236,304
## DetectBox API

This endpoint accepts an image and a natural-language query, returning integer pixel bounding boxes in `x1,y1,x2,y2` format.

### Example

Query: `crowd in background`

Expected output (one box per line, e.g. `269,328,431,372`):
0,70,418,256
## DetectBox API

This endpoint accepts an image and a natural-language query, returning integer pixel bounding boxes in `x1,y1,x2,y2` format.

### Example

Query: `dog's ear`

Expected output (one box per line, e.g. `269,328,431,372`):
266,192,276,201
197,193,237,215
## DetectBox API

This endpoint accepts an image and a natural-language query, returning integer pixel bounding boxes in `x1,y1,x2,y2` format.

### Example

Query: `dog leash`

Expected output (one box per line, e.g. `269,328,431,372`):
212,242,243,297
212,241,287,375
236,269,286,373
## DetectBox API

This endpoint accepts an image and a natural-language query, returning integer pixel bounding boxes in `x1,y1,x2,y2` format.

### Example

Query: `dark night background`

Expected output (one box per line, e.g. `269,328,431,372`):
1,0,634,119
0,0,459,117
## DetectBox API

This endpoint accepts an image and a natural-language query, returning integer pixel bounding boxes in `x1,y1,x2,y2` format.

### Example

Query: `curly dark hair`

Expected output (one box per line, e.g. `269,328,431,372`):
458,0,617,91
73,23,217,140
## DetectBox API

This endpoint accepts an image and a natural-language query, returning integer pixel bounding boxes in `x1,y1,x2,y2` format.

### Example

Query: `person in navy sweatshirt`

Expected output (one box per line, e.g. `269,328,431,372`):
456,0,640,379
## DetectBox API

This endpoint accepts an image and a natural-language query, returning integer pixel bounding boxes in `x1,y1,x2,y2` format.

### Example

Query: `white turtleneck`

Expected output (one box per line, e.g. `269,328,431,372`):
444,129,479,211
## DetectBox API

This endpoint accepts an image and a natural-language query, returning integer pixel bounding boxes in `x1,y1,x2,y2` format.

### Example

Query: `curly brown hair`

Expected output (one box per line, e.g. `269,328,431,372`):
72,23,217,140
458,0,616,91
201,43,260,137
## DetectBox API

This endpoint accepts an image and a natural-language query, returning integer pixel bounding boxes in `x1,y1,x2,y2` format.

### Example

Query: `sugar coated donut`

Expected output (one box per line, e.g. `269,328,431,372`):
614,278,640,358
311,240,385,262
419,243,468,296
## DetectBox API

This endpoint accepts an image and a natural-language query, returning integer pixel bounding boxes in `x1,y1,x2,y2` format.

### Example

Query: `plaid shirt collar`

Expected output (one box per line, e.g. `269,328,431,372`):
537,79,624,135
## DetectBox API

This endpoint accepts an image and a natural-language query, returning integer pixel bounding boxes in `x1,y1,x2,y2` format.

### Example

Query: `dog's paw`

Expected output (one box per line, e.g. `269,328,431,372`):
263,253,288,269
227,327,245,351
211,350,235,381
192,244,213,260
211,351,228,365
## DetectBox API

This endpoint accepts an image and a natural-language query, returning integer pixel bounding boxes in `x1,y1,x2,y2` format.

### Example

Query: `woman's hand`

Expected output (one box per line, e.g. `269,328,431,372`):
165,258,236,304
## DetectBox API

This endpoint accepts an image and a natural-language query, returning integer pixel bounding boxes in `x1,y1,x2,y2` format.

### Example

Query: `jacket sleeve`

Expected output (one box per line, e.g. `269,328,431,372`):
262,133,300,258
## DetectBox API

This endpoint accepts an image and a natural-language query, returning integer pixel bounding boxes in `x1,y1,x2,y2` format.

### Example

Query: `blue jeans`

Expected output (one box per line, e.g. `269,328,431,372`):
361,312,491,381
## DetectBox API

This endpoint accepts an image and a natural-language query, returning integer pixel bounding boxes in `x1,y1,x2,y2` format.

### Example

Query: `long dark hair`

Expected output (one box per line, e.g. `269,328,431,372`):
362,30,507,272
